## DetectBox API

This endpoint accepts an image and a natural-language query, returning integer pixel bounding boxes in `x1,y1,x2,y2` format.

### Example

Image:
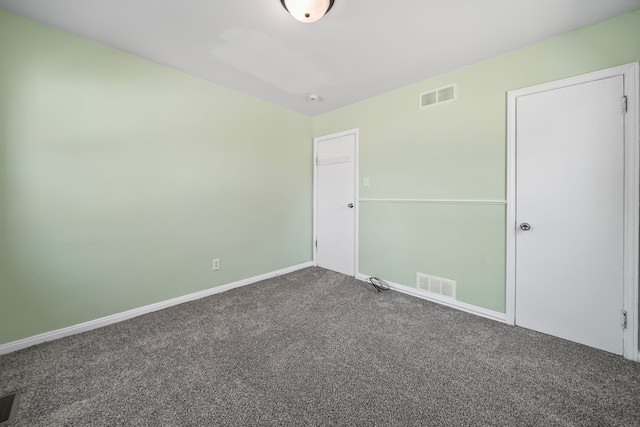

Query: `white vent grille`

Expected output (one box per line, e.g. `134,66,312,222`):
417,272,456,299
420,91,437,108
419,84,457,110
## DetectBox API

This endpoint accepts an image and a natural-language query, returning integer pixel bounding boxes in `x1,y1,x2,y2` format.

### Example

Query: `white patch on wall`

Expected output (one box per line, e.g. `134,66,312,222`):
417,272,457,299
419,84,457,110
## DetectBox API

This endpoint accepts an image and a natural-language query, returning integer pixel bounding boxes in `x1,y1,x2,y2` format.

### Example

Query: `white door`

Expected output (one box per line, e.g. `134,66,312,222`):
515,76,625,354
315,131,357,276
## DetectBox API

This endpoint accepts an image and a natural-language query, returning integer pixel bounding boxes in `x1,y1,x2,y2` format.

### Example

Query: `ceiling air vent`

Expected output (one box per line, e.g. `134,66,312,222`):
419,84,457,110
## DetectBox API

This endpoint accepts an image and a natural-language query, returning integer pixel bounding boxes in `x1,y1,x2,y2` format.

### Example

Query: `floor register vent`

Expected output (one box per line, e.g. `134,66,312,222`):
419,84,457,110
0,391,20,426
417,273,456,299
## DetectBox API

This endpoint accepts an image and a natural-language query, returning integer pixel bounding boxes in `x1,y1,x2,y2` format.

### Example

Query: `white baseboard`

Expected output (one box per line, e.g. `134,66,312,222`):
356,273,507,323
0,261,314,356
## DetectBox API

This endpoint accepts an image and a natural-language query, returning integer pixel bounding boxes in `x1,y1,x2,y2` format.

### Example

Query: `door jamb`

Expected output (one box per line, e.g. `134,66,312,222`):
313,128,360,276
506,63,639,361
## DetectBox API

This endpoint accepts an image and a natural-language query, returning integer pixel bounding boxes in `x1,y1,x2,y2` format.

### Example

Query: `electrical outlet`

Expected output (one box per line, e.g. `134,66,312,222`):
212,258,221,271
363,177,370,187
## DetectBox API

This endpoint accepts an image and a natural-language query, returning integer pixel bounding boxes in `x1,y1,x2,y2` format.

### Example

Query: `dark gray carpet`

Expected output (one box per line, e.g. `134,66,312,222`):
1,267,639,426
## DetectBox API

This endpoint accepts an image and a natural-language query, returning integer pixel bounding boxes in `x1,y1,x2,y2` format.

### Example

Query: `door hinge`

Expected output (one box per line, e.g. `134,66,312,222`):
622,95,628,114
315,239,317,248
622,310,628,329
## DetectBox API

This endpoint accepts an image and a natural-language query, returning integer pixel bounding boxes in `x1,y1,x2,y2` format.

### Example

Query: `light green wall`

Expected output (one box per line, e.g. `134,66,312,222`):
0,10,313,344
314,10,640,313
2,8,639,346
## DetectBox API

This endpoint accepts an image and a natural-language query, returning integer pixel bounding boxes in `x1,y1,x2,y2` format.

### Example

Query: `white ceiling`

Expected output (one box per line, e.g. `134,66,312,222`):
1,0,639,116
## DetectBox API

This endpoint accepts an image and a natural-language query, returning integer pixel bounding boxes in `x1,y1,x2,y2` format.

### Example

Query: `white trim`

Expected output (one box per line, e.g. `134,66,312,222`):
356,274,506,323
313,137,318,266
359,198,506,205
0,261,314,356
624,62,640,362
505,75,518,326
313,128,359,276
506,63,639,361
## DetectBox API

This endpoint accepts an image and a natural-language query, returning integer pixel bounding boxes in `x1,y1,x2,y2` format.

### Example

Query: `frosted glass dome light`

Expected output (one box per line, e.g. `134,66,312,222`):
280,0,335,23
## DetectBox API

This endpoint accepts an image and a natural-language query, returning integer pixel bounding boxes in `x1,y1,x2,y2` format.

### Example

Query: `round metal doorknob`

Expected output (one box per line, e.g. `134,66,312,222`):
347,203,354,208
520,223,531,231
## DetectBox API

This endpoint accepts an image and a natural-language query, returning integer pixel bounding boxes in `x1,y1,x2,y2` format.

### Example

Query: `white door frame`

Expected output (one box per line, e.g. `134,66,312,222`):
506,63,639,361
313,128,359,276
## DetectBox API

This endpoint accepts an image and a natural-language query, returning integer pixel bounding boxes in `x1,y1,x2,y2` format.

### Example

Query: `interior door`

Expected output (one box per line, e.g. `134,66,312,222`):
316,132,356,276
515,76,625,355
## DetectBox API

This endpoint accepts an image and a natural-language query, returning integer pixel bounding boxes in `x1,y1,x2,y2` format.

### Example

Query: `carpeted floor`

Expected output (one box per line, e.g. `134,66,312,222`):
1,267,639,426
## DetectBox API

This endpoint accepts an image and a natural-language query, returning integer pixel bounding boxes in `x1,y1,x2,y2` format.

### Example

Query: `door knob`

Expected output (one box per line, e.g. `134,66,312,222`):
520,223,531,231
347,203,354,208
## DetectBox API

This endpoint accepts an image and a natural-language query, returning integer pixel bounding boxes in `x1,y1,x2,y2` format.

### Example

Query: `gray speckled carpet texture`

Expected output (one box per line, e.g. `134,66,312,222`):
1,267,639,426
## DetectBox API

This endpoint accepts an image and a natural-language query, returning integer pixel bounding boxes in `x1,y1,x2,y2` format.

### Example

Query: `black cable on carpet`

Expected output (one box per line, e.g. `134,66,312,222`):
367,277,390,293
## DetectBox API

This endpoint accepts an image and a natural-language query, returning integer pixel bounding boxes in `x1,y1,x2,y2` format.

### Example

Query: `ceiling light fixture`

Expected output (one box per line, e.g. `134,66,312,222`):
280,0,335,24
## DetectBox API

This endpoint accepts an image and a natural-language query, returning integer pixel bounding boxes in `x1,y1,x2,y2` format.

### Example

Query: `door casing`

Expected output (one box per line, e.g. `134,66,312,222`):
506,63,639,361
313,128,359,276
